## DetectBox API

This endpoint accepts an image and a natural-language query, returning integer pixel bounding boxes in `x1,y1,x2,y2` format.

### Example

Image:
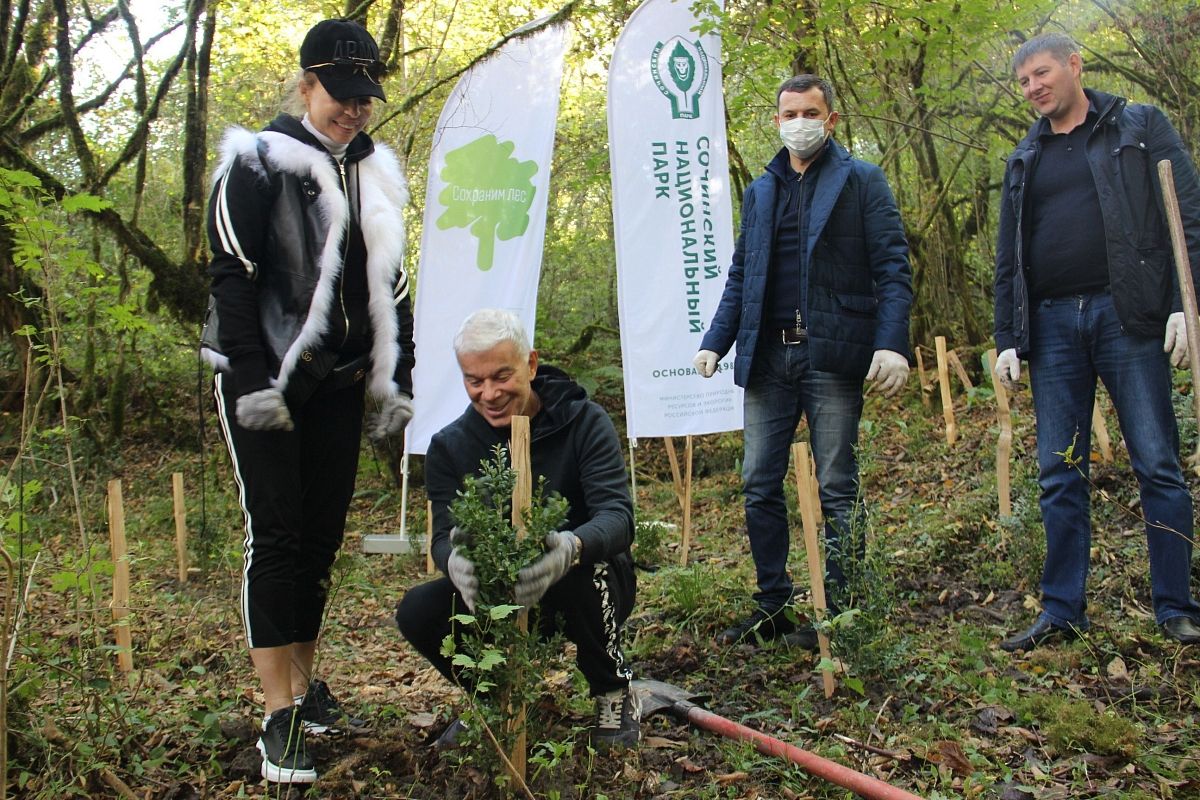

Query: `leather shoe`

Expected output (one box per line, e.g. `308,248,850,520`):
1161,616,1200,644
717,608,795,645
999,617,1081,652
781,626,819,651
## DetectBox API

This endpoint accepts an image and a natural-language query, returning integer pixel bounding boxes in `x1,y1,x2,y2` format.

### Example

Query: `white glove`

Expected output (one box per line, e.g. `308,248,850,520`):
994,348,1021,392
865,349,909,397
1164,312,1188,368
235,388,294,431
514,531,578,607
693,350,719,378
446,527,478,612
369,393,414,441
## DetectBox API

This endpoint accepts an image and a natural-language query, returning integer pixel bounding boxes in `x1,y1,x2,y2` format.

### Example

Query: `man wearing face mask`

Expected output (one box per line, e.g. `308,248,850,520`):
695,74,913,647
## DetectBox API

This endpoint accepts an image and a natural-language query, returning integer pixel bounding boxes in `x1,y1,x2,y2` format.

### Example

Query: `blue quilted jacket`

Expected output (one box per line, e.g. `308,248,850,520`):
701,141,912,385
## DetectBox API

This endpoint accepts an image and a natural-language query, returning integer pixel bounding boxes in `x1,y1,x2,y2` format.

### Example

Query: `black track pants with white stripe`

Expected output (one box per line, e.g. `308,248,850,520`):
396,560,636,695
214,373,366,648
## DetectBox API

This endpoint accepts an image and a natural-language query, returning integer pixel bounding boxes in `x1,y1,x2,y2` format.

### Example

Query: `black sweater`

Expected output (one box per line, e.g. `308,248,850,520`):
425,366,634,574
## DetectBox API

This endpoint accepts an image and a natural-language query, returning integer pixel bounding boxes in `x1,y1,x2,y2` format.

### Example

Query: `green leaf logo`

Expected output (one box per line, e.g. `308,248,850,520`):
650,36,710,120
435,134,539,271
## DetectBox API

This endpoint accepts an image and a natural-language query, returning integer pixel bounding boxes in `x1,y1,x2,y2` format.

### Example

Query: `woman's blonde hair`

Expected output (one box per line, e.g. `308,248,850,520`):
283,69,318,116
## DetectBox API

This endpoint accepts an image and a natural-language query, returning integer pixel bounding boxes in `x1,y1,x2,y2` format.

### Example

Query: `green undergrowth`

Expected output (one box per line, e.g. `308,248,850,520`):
6,386,1200,798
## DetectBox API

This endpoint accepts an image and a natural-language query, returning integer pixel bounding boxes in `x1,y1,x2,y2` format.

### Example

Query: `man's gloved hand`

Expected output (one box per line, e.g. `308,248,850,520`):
369,393,414,442
994,348,1021,392
693,350,719,378
1164,312,1189,368
865,349,909,397
236,388,294,431
514,531,578,608
447,527,479,612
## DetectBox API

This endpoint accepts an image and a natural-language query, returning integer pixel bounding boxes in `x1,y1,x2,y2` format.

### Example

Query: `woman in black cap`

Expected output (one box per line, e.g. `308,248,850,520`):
201,18,413,784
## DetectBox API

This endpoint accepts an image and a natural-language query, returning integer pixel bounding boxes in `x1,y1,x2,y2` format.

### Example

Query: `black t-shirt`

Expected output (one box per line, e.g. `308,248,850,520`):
766,153,824,328
1027,112,1110,300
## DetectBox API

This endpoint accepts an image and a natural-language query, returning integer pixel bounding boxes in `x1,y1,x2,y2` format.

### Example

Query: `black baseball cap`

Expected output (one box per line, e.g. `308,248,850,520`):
300,19,387,102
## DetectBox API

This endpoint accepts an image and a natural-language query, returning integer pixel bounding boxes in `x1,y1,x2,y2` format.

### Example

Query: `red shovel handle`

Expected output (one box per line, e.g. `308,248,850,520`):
685,705,924,800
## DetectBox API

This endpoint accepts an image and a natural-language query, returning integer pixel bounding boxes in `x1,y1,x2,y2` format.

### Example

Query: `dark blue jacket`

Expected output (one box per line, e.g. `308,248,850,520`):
994,89,1200,354
700,141,913,385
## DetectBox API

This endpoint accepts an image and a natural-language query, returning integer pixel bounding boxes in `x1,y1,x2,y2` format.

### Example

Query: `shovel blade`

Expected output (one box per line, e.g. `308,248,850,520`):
632,678,705,718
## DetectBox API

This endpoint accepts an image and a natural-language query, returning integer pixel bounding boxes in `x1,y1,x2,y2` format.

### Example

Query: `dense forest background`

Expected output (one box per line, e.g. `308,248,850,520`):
2,0,1199,443
3,1,1200,798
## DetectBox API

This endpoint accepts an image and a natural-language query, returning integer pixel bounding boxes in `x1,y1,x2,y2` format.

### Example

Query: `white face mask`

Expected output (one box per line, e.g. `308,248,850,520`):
778,115,829,160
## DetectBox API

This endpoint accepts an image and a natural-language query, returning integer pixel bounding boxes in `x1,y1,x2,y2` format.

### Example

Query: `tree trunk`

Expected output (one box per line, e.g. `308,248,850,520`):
182,5,215,278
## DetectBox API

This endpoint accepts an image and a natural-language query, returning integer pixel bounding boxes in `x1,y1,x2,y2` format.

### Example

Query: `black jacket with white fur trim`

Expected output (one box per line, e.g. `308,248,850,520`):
202,114,414,404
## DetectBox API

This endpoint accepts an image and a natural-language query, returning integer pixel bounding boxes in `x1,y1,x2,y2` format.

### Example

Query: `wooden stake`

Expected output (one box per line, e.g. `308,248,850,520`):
171,473,188,584
792,443,835,699
679,435,694,566
935,336,957,445
809,451,822,525
106,480,133,673
1159,160,1200,474
914,345,931,408
425,500,435,574
664,436,686,515
946,349,974,391
507,416,532,785
985,349,1013,517
1092,398,1113,464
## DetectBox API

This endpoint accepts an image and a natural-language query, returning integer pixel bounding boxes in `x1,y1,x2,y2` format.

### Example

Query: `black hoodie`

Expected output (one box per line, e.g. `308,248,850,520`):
425,366,635,575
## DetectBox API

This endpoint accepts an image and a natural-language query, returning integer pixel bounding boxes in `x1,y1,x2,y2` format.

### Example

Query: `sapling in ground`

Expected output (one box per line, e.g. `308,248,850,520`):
440,444,572,787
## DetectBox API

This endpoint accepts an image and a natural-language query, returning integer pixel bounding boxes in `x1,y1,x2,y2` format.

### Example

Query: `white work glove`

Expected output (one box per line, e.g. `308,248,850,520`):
865,349,909,397
994,348,1021,392
1164,312,1188,368
514,531,578,608
693,349,719,378
368,393,414,441
446,527,479,612
235,388,294,431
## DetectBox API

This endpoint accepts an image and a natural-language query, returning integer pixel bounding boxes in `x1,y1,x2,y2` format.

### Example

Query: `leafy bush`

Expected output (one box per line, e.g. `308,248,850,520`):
441,444,572,786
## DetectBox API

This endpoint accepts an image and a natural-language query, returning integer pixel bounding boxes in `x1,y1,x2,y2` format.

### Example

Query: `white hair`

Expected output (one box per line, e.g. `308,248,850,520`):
453,309,531,359
283,69,318,116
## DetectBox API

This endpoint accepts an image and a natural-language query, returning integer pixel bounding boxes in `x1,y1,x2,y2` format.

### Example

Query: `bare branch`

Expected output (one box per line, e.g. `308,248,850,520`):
370,0,581,132
52,0,99,184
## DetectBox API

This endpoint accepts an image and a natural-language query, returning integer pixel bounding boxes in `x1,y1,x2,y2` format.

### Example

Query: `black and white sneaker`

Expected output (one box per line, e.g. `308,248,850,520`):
258,706,317,784
590,687,641,751
297,679,367,734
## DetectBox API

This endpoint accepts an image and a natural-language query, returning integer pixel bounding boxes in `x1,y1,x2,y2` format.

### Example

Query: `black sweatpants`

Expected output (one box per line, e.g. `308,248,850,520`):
396,559,636,695
214,373,366,648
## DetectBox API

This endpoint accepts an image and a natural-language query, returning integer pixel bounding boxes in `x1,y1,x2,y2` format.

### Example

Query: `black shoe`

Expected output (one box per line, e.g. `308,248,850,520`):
1161,616,1200,644
717,608,795,645
258,707,317,784
999,618,1081,652
433,717,467,749
590,687,641,751
781,625,819,651
298,679,367,734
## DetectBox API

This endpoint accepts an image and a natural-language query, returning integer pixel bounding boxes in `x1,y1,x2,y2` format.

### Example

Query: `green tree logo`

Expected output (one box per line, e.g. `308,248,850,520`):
650,36,709,120
436,134,539,271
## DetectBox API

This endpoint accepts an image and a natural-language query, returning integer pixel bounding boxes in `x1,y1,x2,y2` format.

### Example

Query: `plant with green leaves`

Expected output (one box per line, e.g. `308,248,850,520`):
440,444,571,787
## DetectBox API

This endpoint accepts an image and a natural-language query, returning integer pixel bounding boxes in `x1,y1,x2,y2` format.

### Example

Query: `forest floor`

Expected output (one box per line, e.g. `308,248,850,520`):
8,375,1200,799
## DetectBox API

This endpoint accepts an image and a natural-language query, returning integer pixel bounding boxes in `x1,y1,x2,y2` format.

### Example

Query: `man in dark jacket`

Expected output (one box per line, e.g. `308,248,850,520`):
693,75,913,647
396,309,639,749
993,33,1200,651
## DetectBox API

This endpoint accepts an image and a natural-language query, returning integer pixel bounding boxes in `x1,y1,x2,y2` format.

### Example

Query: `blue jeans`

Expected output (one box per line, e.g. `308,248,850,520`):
1028,293,1200,627
742,336,864,613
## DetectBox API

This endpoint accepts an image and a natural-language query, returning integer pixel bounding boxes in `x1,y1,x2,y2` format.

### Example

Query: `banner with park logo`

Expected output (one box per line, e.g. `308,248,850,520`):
407,20,569,455
609,0,742,438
